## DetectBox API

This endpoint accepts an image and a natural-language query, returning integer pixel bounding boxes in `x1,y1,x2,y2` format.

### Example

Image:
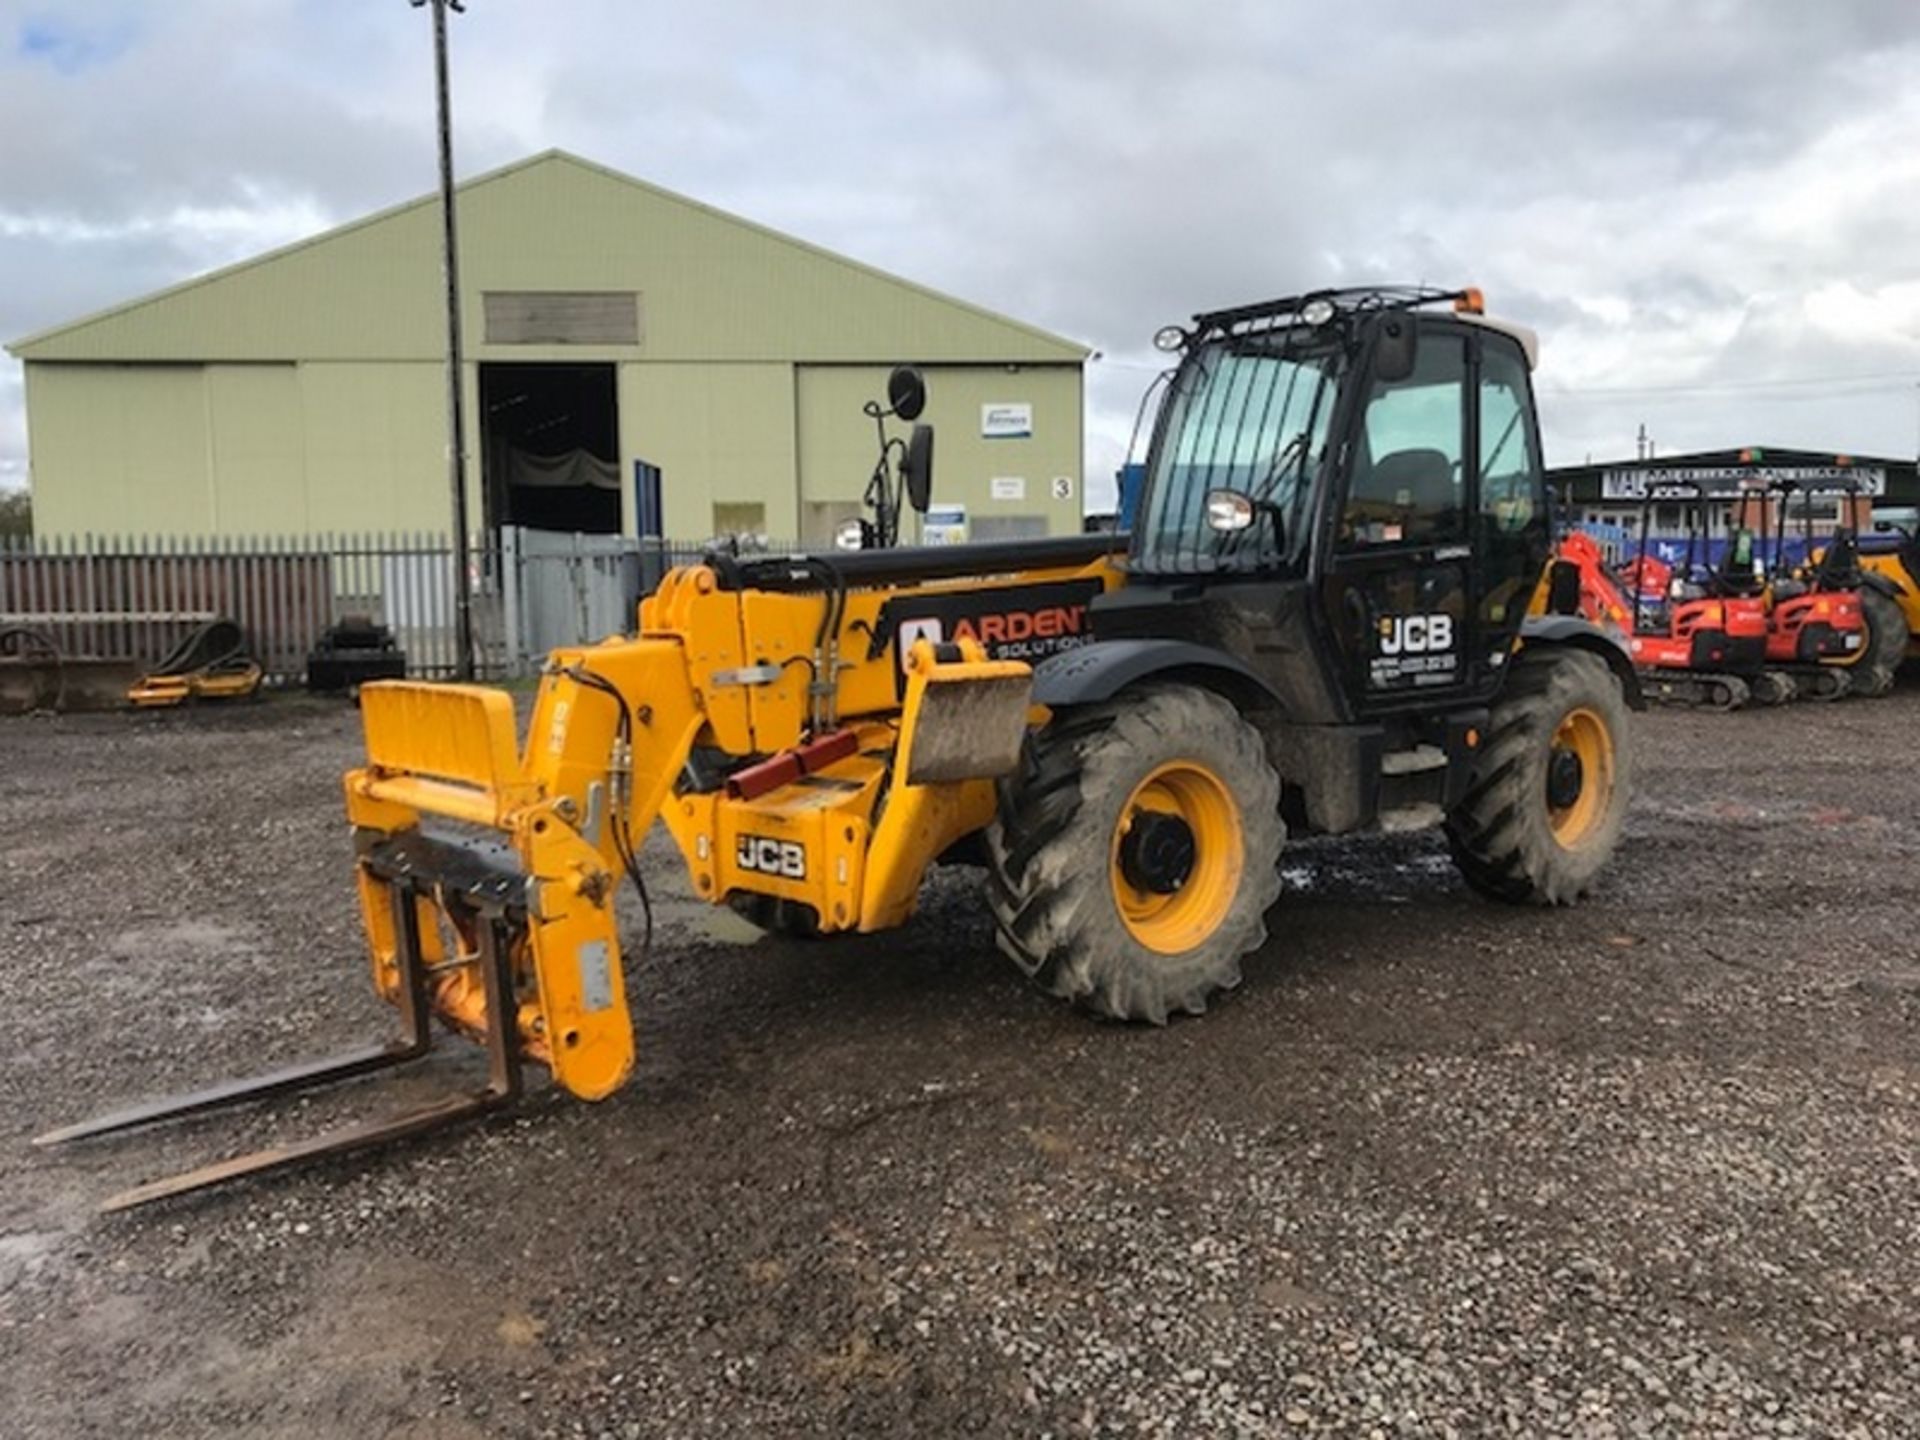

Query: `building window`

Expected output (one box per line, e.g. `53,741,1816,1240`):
804,500,861,546
483,291,642,345
712,502,767,542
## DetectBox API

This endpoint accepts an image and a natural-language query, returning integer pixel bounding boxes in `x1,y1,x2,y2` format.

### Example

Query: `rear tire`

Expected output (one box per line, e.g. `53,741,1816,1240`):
985,684,1284,1023
1446,648,1631,905
1845,588,1909,698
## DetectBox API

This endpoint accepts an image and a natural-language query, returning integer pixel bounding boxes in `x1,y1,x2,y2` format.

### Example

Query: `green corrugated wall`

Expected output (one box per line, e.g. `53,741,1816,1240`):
11,151,1089,541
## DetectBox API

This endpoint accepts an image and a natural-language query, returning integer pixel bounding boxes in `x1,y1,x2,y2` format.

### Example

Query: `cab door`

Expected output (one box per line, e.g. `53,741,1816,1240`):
1320,322,1549,714
1321,326,1480,711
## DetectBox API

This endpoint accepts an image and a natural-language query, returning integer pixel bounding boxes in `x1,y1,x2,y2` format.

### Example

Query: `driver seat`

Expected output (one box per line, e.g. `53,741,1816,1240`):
1365,448,1459,543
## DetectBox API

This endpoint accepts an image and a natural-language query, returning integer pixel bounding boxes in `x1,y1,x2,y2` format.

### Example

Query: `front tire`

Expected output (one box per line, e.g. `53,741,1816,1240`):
1446,647,1631,905
986,685,1284,1023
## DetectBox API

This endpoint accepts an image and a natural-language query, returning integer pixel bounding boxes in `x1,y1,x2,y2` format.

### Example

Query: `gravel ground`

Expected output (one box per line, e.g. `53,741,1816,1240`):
1,690,1917,1438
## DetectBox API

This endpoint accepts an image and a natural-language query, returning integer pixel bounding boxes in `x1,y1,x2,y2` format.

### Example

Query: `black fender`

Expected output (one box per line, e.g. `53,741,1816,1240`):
1518,615,1645,710
1859,569,1905,599
1031,639,1280,710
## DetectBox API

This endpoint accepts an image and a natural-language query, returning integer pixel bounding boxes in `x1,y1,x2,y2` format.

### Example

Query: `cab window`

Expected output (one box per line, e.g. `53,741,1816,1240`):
1344,335,1467,546
1479,341,1541,534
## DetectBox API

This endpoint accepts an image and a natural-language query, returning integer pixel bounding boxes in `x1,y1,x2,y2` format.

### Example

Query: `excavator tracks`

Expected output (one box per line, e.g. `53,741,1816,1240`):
1639,671,1751,711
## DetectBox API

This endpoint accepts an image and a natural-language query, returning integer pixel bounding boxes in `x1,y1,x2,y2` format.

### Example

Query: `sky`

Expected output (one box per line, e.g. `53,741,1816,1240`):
3,1,1920,513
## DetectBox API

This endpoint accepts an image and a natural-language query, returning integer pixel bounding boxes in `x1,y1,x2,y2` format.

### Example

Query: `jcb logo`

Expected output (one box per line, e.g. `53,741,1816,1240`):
1378,614,1455,655
736,835,806,879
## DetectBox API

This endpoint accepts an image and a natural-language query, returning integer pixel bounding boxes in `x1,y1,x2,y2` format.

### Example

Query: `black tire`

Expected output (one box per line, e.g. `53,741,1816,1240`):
1845,588,1909,698
985,684,1284,1024
1446,647,1631,905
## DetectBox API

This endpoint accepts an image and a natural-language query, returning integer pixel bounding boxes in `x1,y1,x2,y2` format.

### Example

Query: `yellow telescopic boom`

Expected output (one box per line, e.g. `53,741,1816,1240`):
37,542,1120,1208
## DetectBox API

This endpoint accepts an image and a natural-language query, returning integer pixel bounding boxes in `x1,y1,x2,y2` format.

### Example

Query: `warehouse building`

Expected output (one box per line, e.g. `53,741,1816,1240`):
7,150,1088,546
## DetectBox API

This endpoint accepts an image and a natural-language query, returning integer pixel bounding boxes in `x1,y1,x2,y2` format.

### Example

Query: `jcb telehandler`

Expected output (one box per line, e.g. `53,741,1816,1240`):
41,286,1640,1210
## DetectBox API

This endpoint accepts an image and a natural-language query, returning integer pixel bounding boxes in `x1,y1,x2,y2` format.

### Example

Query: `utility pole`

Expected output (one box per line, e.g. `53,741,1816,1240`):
413,0,474,679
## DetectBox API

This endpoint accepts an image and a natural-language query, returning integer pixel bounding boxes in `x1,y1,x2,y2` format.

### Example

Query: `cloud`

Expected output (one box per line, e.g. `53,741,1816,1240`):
2,0,1919,502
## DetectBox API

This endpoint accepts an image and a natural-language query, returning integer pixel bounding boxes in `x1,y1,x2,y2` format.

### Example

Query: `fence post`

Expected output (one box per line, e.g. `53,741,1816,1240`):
500,524,523,677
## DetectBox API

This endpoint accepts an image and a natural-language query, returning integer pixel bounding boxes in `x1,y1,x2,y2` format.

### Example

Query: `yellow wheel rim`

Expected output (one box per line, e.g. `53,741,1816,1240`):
1109,761,1244,954
1547,706,1613,848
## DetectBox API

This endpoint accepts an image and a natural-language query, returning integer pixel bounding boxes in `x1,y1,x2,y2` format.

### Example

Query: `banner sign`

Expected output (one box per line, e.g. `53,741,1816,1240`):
1599,465,1886,500
922,502,968,545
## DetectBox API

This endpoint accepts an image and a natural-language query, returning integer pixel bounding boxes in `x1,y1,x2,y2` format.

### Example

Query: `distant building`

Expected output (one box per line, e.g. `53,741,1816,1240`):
1550,446,1919,545
7,150,1088,545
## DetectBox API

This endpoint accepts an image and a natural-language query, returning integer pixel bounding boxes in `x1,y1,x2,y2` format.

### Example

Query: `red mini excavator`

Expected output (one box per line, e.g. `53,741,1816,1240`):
1788,480,1908,697
1556,481,1773,710
1705,482,1862,701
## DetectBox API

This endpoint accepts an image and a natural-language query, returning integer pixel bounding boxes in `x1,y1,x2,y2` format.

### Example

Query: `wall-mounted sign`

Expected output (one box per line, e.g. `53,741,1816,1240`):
990,476,1027,501
923,502,968,546
1599,465,1886,501
982,403,1033,439
1050,475,1075,501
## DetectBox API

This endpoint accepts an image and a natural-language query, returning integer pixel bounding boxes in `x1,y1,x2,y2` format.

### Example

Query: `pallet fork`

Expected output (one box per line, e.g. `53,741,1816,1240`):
35,871,524,1212
40,682,639,1211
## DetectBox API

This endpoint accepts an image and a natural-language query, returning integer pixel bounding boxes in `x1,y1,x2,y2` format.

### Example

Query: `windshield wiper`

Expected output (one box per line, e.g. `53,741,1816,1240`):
1251,428,1310,505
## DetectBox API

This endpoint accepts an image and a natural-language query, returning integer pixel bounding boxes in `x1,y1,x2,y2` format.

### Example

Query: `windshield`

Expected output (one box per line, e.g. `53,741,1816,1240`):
1132,334,1342,574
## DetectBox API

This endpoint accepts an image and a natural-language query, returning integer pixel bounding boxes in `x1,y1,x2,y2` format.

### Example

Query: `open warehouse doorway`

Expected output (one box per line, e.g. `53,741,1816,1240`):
481,362,621,534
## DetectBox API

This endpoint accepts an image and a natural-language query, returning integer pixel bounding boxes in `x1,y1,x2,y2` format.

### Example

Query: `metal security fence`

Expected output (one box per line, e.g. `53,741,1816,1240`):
0,529,792,685
496,530,800,674
1,532,466,681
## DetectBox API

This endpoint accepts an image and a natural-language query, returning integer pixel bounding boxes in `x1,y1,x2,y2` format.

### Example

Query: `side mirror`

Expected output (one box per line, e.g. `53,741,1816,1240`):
888,366,927,422
1875,519,1893,533
1204,487,1287,548
1373,315,1418,383
1205,489,1255,532
902,423,935,513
